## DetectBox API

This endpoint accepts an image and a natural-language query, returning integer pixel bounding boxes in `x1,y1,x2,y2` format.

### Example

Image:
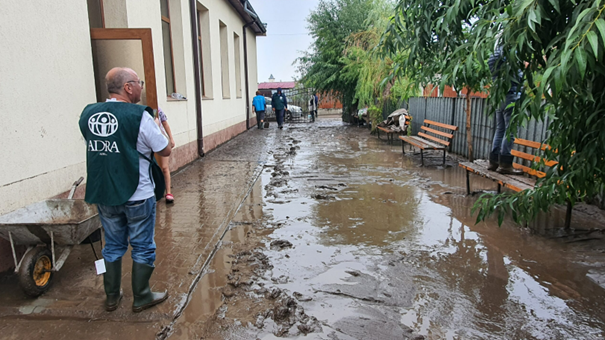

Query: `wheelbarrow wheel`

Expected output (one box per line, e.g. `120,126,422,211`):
19,247,54,297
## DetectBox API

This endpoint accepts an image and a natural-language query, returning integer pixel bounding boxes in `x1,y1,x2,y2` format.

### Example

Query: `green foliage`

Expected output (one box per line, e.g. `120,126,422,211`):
297,0,418,115
296,0,375,113
385,0,605,225
367,104,383,131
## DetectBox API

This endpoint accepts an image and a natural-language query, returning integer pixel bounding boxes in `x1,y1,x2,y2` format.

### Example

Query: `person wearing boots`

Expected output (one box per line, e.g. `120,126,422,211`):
252,90,266,129
271,87,288,129
487,44,524,174
79,67,171,312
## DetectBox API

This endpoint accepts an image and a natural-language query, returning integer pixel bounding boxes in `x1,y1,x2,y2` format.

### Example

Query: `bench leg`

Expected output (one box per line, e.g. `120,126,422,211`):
443,149,446,165
466,170,470,195
565,201,572,229
497,183,501,193
420,149,424,166
402,141,405,155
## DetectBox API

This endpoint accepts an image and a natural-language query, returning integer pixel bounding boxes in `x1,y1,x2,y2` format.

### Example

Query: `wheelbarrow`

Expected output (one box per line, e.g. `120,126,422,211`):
0,177,101,297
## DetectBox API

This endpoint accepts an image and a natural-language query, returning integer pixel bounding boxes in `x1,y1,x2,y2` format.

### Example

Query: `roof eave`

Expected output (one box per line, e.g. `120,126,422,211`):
226,0,267,35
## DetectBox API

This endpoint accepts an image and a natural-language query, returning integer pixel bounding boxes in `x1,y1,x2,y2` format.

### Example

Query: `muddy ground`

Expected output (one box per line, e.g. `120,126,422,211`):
1,118,605,340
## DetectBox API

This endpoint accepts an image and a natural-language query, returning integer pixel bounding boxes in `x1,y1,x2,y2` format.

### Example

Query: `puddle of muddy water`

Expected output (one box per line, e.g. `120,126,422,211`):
169,120,605,340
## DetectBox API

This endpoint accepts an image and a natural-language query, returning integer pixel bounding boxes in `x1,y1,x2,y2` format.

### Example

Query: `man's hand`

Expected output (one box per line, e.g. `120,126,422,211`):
273,108,275,112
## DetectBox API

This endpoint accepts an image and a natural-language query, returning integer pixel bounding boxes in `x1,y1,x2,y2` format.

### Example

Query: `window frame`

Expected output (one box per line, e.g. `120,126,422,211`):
161,0,177,96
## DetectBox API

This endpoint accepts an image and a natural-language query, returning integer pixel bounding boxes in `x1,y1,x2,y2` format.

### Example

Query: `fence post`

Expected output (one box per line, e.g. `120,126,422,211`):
465,88,474,161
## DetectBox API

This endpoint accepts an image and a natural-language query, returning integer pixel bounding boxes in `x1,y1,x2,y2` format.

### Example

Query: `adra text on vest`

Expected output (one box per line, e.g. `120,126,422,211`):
88,140,121,155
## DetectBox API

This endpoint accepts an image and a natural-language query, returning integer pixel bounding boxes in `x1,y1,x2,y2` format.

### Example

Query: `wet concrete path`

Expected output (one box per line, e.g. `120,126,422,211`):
1,118,605,339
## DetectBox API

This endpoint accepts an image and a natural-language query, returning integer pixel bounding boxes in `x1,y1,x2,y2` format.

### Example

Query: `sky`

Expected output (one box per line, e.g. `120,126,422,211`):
250,0,320,83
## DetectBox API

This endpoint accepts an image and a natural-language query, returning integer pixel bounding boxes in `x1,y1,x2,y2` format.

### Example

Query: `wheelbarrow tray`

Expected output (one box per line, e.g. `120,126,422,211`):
0,199,100,246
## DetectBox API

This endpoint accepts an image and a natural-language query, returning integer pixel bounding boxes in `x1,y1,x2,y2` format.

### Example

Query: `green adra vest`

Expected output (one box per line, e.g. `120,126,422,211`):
78,101,154,206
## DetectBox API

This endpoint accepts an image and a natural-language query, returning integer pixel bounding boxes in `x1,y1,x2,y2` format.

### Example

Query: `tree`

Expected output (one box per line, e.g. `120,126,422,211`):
381,0,493,161
341,0,419,130
383,0,605,225
296,0,375,116
298,0,418,128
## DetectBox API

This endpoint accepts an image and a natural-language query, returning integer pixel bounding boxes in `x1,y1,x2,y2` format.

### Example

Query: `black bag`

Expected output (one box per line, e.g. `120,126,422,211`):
138,151,165,201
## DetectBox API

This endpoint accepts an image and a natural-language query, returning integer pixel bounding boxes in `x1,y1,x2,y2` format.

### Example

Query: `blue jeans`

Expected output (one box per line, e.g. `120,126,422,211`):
276,109,285,127
491,92,521,157
97,197,157,266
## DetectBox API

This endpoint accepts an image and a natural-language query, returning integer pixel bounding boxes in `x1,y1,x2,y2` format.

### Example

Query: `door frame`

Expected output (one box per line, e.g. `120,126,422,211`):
90,28,158,109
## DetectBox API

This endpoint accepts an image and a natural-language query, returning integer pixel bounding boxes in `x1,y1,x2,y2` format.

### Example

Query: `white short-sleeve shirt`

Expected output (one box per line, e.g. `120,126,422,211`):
106,99,168,201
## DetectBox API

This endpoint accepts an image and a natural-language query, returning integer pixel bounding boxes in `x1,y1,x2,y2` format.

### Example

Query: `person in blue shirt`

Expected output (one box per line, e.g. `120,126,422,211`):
252,91,266,129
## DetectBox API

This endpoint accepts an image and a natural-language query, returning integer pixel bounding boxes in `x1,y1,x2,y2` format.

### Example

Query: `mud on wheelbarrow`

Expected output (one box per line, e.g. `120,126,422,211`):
0,178,101,297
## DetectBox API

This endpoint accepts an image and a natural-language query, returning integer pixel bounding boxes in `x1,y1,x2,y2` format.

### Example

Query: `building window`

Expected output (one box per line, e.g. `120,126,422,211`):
87,0,104,28
161,0,176,95
219,21,230,98
234,33,242,98
198,5,213,98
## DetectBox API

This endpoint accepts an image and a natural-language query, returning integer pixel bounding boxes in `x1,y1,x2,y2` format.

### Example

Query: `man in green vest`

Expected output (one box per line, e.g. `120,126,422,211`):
79,67,172,312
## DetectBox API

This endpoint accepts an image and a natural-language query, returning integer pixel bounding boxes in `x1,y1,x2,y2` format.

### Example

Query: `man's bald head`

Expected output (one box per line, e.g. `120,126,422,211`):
106,67,138,95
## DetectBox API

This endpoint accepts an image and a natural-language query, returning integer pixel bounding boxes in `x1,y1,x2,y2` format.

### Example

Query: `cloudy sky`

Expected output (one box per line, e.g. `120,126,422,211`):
251,0,320,83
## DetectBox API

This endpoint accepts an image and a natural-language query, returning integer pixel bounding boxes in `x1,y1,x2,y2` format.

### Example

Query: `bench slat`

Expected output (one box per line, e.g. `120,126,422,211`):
421,126,454,139
510,149,558,167
401,136,446,150
418,132,450,147
377,126,399,134
460,161,536,192
513,163,546,178
425,119,458,131
399,136,429,149
514,138,551,151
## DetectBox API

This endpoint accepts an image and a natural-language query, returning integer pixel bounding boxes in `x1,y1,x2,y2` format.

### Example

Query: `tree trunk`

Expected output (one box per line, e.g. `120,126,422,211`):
465,89,473,161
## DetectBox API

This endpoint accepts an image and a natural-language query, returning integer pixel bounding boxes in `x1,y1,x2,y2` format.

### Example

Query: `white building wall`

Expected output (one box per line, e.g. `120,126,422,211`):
0,0,261,215
123,0,198,149
0,1,96,215
198,0,248,137
246,27,259,113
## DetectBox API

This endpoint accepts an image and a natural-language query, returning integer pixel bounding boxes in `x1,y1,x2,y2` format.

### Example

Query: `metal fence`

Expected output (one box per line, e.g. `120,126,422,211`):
402,97,550,161
375,96,602,208
266,87,317,123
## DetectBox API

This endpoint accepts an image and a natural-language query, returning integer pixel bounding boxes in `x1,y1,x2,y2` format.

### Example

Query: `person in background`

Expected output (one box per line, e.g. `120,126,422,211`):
271,87,288,129
314,92,319,118
155,108,176,202
252,90,266,129
487,44,524,174
308,94,317,122
79,67,171,313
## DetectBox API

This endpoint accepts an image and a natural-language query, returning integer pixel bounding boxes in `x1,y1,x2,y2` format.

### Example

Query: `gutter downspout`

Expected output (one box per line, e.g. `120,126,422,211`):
189,0,205,157
243,20,255,130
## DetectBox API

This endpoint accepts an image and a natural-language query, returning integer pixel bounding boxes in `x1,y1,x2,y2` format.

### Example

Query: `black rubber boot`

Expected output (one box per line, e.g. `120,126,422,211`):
132,262,168,313
487,152,499,171
103,258,123,311
260,121,264,130
497,155,524,175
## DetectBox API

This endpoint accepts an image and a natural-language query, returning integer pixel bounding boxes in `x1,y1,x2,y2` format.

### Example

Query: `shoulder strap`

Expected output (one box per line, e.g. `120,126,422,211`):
138,151,155,163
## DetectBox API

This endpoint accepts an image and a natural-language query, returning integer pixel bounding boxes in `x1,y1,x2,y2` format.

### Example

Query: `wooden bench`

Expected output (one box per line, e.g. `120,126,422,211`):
399,119,458,166
376,126,399,144
459,138,572,227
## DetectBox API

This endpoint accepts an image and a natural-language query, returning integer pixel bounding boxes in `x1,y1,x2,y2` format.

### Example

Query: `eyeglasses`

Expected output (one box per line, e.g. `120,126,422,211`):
127,80,144,87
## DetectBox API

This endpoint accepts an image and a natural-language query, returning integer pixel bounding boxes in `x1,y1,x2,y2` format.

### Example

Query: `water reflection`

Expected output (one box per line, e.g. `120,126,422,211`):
312,182,421,248
400,193,605,339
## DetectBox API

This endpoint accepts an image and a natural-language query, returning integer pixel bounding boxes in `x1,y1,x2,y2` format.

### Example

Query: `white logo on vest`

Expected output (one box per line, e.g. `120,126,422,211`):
88,112,118,137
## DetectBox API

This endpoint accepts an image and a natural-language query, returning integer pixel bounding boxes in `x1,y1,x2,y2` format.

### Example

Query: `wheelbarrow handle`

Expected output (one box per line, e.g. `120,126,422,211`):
68,176,85,200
